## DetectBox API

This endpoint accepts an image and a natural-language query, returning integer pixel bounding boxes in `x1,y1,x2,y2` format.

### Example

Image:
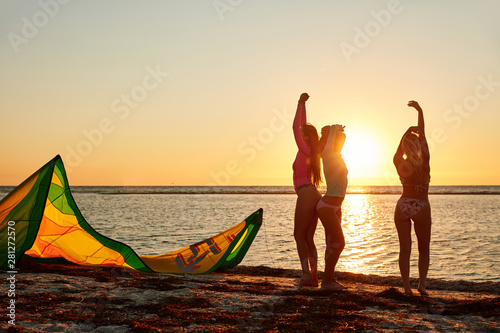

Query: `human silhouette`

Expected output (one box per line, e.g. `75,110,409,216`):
292,93,322,287
393,100,432,296
316,123,348,290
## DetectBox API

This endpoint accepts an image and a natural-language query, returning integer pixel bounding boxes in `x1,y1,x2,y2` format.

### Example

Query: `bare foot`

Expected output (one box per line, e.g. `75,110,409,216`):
301,276,319,287
321,281,345,291
404,288,414,296
298,274,313,287
418,286,429,296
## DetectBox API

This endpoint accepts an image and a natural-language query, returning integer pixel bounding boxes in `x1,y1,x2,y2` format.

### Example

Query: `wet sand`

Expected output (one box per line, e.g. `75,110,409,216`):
1,261,499,332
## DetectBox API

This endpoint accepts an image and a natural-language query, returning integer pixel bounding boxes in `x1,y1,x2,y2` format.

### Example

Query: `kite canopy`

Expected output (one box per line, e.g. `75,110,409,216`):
0,155,262,274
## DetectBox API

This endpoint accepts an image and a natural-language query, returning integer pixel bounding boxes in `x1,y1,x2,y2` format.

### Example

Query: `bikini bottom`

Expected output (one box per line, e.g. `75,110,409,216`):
295,183,316,194
397,197,429,219
316,199,341,213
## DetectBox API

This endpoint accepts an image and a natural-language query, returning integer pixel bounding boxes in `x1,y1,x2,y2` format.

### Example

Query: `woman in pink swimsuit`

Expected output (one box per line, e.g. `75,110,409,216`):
292,93,322,287
393,100,432,296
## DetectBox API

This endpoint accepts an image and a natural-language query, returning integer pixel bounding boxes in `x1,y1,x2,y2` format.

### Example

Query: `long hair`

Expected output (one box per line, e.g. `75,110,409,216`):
401,133,425,182
302,123,322,188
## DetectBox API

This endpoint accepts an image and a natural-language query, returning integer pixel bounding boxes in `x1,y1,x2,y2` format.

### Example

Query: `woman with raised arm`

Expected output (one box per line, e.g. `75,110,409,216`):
292,93,322,287
316,124,348,290
393,100,432,296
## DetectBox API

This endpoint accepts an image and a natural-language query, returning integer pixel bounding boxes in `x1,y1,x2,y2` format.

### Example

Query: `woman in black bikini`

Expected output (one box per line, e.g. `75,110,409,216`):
393,100,431,296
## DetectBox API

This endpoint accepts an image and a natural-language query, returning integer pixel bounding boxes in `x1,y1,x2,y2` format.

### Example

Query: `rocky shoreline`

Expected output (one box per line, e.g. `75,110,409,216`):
1,261,499,332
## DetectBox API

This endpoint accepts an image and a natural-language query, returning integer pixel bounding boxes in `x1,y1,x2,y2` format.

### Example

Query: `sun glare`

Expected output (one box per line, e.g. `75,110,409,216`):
341,130,382,179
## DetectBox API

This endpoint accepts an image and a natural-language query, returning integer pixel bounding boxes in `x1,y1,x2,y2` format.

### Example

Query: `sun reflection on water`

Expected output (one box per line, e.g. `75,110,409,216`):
335,194,399,276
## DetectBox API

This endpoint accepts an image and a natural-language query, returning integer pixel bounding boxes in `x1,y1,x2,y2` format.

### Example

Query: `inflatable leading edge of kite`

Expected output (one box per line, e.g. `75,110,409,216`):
0,155,262,274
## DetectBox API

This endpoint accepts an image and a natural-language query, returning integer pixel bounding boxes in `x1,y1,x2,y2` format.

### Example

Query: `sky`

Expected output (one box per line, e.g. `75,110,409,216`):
1,0,499,186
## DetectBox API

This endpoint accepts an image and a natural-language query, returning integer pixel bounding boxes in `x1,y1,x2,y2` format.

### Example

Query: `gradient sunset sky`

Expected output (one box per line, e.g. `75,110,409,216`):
1,1,499,186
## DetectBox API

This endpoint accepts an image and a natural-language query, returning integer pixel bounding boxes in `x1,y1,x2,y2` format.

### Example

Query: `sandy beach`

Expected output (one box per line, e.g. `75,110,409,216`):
1,260,499,332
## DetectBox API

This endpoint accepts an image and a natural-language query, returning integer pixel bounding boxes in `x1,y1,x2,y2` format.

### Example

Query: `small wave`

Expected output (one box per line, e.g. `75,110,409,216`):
2,185,500,197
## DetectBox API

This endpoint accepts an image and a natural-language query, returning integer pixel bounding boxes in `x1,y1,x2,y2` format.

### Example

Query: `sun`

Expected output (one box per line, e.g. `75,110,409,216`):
340,129,383,179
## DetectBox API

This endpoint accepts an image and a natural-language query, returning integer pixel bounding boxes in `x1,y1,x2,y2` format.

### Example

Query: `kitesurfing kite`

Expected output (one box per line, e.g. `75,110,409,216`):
0,155,262,273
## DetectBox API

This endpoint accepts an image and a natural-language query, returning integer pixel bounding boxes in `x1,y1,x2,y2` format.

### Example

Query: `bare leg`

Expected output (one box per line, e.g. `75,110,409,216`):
294,187,320,285
413,202,432,296
305,213,319,286
317,206,345,289
394,203,413,295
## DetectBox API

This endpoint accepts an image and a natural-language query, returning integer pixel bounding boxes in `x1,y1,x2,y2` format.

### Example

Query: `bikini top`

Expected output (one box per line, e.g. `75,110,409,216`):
398,158,430,195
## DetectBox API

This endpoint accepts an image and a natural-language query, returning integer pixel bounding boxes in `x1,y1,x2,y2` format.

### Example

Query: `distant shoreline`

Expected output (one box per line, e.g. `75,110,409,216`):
2,185,500,196
95,191,500,195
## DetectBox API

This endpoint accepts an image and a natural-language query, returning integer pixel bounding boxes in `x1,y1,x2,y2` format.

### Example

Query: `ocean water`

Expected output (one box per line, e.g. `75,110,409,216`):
1,186,499,282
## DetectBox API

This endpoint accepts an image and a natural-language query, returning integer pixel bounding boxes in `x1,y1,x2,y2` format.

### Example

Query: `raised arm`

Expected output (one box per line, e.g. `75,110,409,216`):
293,93,310,151
322,124,343,156
318,125,330,153
407,100,430,157
408,100,424,135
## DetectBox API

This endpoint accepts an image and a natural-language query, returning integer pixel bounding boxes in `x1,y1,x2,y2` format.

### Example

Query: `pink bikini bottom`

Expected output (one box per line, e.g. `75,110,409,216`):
316,199,341,213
